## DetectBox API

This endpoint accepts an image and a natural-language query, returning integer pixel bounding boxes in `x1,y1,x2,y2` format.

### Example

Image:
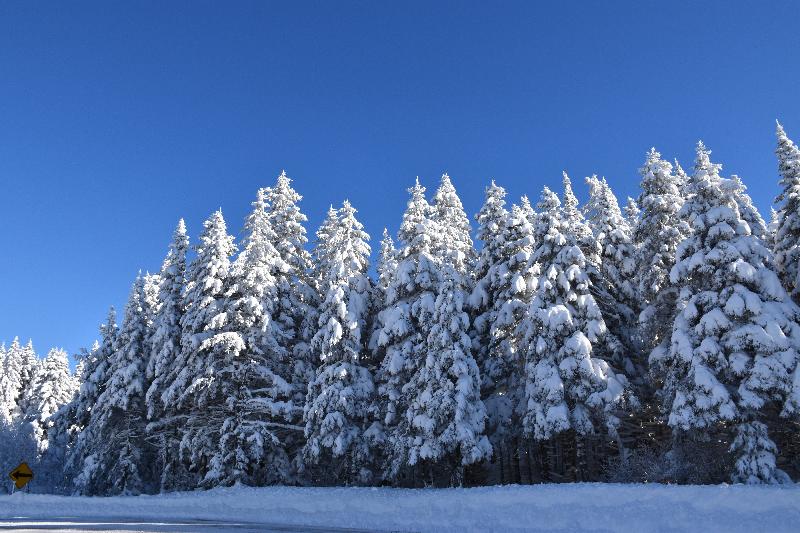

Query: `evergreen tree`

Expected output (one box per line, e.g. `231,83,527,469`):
16,340,40,420
624,197,640,229
376,228,398,295
404,270,491,484
431,173,477,279
634,148,689,354
724,175,767,242
77,276,155,495
519,187,629,447
23,348,74,453
66,308,118,492
161,210,237,487
773,122,800,302
264,172,317,436
561,172,598,266
313,206,340,295
584,176,639,375
652,142,800,484
470,181,510,392
375,179,440,480
144,219,189,491
0,338,25,424
206,188,297,487
482,202,536,449
304,200,377,483
406,174,489,483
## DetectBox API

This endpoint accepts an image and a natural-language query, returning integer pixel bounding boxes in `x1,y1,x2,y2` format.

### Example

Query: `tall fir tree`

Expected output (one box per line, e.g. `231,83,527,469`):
375,179,440,480
634,148,689,355
481,202,537,451
208,188,297,487
407,175,489,484
584,176,639,376
651,142,800,484
304,200,377,484
470,181,510,393
161,210,237,488
76,275,155,495
66,308,118,492
0,338,26,424
23,348,74,453
144,219,189,491
16,340,40,420
431,173,477,280
624,197,640,229
773,122,800,302
264,172,318,438
518,187,629,454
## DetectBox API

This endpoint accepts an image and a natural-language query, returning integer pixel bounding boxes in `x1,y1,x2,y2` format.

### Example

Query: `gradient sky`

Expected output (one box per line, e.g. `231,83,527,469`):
1,1,799,360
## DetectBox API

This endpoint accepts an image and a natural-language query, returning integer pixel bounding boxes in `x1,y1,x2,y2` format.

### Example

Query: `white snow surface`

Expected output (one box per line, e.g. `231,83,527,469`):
1,483,798,532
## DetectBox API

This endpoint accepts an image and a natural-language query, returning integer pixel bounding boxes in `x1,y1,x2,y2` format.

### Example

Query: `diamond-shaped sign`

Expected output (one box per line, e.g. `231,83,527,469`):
9,462,33,490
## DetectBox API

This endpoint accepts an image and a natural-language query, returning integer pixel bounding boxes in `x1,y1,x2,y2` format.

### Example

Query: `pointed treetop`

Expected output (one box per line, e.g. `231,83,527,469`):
776,121,797,153
694,141,722,179
538,186,561,212
624,197,640,221
408,177,426,198
561,171,579,213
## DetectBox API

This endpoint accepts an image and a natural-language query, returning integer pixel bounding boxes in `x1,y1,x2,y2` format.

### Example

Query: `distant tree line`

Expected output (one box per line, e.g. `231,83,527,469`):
3,123,800,494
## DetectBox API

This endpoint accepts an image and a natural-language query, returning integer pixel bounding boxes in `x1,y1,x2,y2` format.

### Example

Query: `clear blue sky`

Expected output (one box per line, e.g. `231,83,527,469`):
1,1,799,360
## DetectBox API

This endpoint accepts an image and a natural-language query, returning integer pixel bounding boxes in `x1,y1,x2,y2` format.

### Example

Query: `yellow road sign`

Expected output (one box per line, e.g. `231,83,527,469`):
9,462,33,489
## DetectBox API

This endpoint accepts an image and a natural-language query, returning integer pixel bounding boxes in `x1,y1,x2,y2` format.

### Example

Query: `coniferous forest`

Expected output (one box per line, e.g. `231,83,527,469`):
4,124,800,495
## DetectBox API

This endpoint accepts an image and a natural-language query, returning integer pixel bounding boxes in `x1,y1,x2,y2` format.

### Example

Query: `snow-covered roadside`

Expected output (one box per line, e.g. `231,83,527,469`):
0,483,798,533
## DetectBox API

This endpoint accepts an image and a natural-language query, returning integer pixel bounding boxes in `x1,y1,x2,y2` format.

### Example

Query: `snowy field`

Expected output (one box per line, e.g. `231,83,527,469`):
0,483,798,532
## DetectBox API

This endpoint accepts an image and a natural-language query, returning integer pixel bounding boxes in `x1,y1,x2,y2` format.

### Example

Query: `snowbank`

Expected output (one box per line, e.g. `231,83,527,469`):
0,483,798,532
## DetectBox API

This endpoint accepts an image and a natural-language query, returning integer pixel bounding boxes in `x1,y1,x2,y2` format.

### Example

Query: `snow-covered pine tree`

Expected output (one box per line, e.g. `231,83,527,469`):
16,340,40,421
77,275,156,495
518,187,629,476
144,219,189,492
264,171,317,441
470,181,510,393
773,122,800,303
634,148,689,355
768,208,780,249
624,197,640,229
404,174,489,485
160,210,237,488
205,188,297,487
65,308,118,492
651,142,800,484
23,348,74,454
313,205,340,296
584,176,639,376
561,172,599,266
724,175,768,242
431,173,477,280
369,228,399,360
481,202,537,457
0,338,26,424
375,179,440,481
520,195,536,226
304,200,377,484
376,228,398,295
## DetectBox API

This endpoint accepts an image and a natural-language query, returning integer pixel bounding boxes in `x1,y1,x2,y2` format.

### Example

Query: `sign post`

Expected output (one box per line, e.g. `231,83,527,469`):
9,462,33,492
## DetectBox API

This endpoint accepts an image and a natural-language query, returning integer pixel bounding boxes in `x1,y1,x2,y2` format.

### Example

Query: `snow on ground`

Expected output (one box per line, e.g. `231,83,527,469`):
0,483,798,533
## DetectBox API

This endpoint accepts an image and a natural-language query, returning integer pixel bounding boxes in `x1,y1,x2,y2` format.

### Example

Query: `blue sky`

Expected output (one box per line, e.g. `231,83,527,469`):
1,1,799,359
